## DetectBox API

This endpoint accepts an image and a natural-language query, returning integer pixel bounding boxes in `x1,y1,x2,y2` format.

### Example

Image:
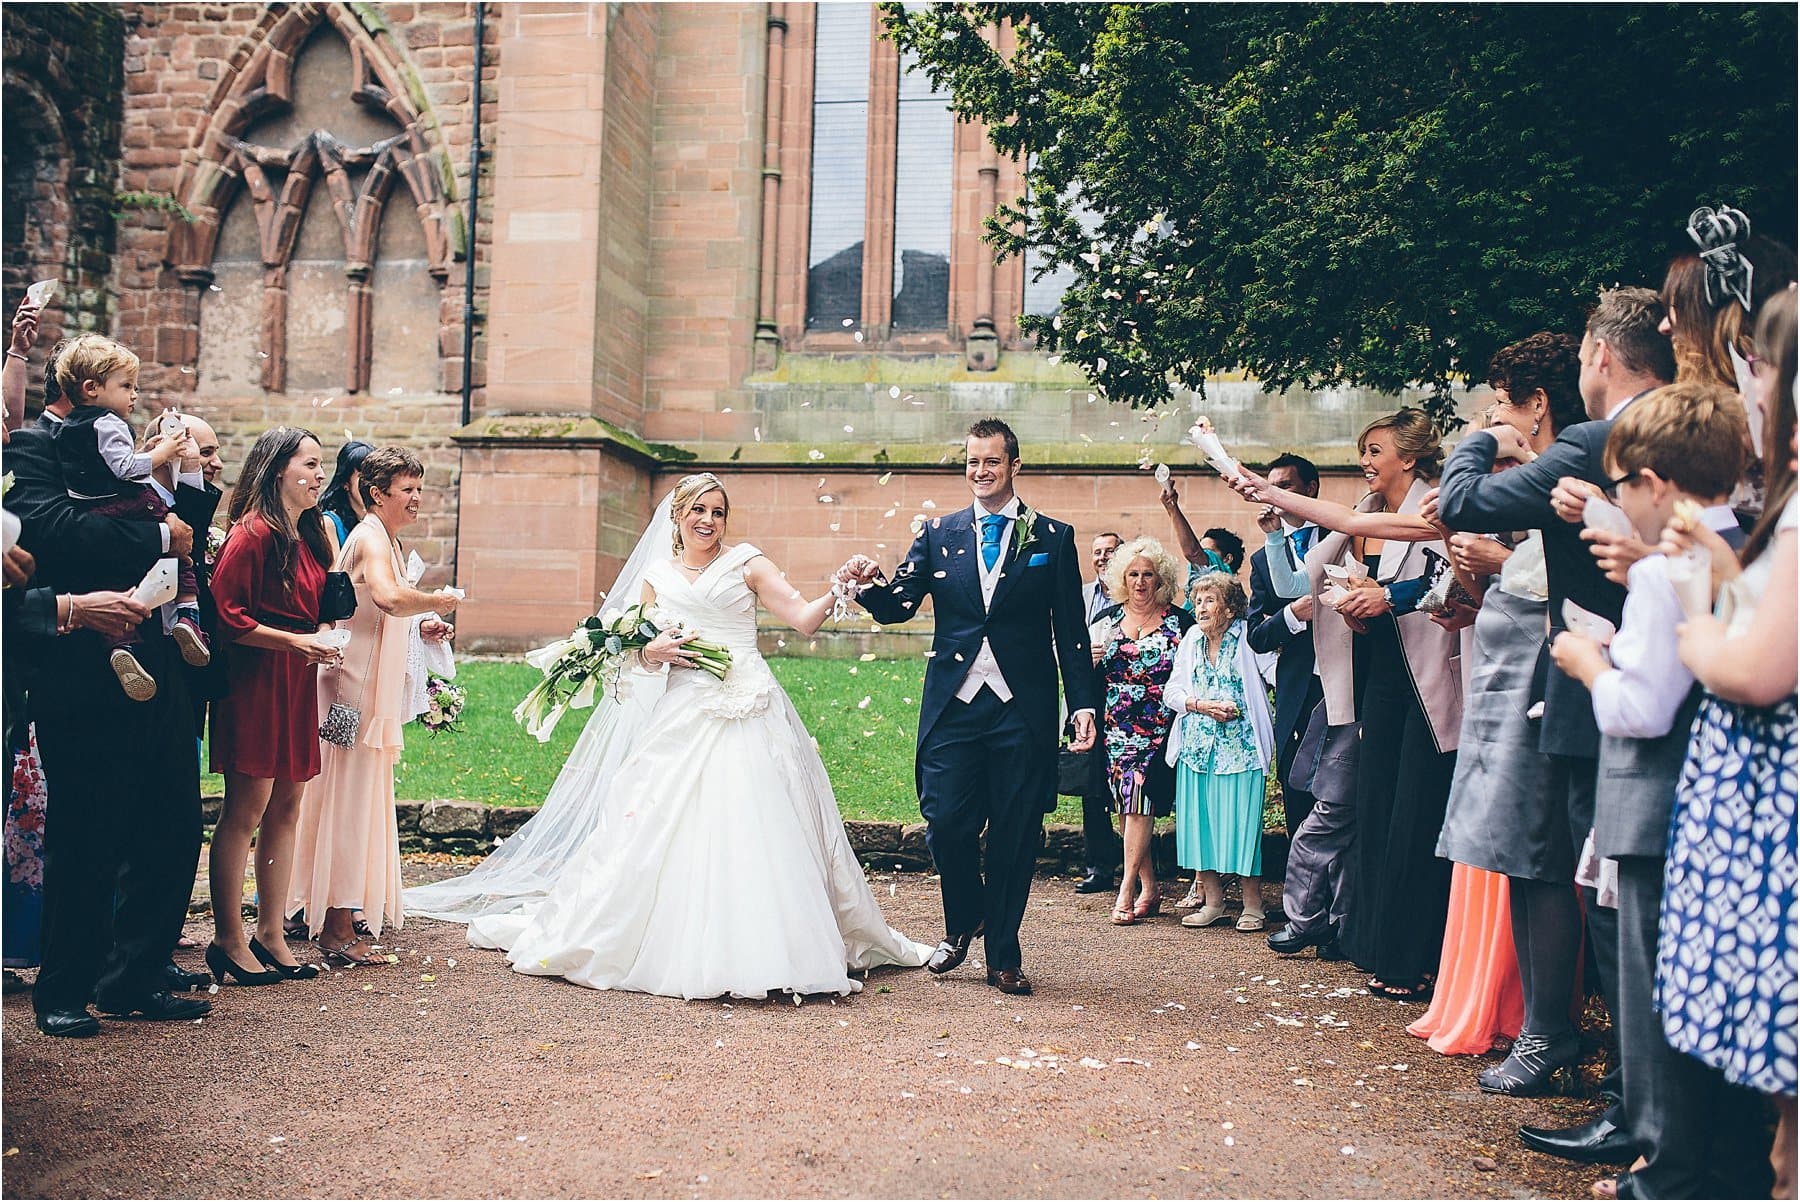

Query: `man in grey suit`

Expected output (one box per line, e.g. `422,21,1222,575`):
1436,287,1671,1144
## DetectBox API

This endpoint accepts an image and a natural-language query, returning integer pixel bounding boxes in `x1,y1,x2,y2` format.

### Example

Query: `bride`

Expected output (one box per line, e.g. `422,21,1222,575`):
405,473,930,998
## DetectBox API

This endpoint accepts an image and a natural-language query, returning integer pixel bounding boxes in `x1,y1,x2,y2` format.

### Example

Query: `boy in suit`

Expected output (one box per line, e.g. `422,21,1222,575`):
1550,382,1771,1199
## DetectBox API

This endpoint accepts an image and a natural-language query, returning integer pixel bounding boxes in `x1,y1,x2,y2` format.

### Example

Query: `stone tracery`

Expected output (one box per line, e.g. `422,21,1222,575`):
165,2,455,393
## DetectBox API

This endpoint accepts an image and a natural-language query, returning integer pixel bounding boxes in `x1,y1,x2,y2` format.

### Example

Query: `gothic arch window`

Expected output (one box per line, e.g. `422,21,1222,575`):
167,4,454,396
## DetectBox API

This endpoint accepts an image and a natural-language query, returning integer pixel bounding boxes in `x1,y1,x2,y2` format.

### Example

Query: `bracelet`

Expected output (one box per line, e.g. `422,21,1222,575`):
57,594,78,635
4,350,26,363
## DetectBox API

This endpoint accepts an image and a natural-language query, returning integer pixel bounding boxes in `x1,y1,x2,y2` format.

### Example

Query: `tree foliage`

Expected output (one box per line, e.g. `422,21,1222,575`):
883,3,1798,423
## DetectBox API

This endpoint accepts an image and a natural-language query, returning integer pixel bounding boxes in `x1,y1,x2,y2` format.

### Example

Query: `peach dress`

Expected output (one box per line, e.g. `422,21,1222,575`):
1406,863,1523,1055
288,515,409,938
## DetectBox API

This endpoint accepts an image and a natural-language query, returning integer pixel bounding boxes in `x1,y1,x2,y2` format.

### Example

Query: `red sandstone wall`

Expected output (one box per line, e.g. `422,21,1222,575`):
110,1,494,586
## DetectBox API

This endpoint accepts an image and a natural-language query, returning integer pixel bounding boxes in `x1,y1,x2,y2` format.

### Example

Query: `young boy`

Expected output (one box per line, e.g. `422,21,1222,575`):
50,334,209,700
1549,380,1771,1199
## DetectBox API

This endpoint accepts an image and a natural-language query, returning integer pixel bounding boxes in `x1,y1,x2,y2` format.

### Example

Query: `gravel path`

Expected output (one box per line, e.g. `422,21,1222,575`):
3,862,1608,1199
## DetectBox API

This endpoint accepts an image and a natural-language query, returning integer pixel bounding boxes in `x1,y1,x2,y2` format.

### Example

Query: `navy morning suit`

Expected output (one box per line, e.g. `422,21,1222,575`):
859,505,1098,972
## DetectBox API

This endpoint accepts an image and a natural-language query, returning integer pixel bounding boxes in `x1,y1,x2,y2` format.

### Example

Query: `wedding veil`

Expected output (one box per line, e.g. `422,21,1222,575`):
403,489,679,922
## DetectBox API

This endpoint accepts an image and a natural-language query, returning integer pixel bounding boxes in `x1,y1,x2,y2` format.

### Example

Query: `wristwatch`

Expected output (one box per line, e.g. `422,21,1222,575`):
1381,585,1394,608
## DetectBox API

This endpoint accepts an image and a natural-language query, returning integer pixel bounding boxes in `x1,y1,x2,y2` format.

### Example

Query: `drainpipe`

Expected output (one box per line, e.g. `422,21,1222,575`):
453,0,486,589
459,0,486,427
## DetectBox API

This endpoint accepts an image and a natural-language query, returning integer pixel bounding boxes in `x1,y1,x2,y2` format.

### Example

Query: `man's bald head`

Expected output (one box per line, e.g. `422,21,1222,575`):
182,413,224,486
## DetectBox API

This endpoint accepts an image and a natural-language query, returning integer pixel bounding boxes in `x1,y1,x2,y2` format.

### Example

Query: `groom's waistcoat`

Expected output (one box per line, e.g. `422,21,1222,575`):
860,506,1098,759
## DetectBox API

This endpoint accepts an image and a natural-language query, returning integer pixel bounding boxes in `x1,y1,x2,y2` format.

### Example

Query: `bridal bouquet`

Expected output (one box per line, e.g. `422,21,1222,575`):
513,603,734,741
419,673,465,735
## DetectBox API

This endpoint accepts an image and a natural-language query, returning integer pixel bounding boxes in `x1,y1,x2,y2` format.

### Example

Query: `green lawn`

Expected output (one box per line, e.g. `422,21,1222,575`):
208,658,1089,825
206,659,1295,830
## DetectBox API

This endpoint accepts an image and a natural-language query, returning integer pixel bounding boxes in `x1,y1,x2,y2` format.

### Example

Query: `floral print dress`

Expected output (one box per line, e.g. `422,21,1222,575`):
1101,609,1186,816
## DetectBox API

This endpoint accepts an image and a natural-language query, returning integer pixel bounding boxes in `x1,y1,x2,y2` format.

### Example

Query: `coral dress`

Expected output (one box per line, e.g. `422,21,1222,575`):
209,513,327,781
1406,864,1524,1054
288,515,409,938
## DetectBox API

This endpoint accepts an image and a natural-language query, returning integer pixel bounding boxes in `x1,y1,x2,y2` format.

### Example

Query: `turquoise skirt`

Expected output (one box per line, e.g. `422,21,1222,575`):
1175,767,1265,876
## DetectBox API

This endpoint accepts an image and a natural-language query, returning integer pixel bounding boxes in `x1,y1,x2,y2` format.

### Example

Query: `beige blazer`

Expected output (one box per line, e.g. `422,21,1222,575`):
1306,476,1465,754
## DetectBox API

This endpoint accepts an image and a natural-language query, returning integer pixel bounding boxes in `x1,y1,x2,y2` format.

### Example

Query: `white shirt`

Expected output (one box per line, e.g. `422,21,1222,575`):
1603,389,1652,422
1590,505,1737,738
93,411,156,488
955,497,1020,703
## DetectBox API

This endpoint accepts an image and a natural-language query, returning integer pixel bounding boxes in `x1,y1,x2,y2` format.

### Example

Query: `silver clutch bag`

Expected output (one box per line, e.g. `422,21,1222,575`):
320,701,362,749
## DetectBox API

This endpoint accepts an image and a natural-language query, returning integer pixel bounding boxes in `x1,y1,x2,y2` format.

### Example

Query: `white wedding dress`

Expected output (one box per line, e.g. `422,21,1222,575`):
465,543,931,999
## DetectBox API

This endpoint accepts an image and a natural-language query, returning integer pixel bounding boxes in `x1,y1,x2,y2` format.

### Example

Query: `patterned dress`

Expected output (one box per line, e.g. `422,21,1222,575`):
1100,608,1185,816
1174,622,1266,876
1656,695,1798,1095
1656,497,1798,1096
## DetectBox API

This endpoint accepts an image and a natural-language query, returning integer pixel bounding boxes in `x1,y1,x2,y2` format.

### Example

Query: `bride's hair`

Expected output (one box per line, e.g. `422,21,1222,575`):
669,472,729,553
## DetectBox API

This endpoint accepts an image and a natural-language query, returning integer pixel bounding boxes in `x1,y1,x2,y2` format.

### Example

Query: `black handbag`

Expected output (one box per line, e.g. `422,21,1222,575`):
318,571,357,624
1056,744,1095,796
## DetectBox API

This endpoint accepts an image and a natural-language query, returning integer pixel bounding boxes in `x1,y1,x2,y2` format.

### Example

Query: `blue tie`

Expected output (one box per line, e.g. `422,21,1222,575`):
1290,526,1310,565
980,513,1006,571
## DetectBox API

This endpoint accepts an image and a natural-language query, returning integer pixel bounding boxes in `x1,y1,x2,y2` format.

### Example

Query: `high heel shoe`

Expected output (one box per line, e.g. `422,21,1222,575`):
250,937,320,981
1133,892,1162,920
1476,1031,1581,1096
205,942,283,986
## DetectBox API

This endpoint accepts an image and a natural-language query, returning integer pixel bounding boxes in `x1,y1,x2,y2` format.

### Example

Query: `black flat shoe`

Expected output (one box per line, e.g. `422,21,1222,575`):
95,991,212,1021
164,962,212,992
1073,873,1113,894
1478,1031,1581,1096
34,1008,100,1038
1266,923,1337,955
1315,938,1347,961
249,937,320,981
205,942,282,987
1518,1108,1635,1164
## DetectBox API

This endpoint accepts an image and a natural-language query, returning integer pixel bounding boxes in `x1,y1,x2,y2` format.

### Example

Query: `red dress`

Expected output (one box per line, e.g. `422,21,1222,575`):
210,513,328,781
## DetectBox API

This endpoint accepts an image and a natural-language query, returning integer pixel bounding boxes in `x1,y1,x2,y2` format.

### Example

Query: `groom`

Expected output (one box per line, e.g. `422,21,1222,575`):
843,418,1097,995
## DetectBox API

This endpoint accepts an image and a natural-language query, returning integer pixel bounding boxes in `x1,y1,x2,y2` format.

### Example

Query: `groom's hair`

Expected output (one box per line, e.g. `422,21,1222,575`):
967,418,1020,462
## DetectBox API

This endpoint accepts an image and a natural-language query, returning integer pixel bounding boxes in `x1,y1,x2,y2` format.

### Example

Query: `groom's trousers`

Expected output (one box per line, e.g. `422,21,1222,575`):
917,687,1050,972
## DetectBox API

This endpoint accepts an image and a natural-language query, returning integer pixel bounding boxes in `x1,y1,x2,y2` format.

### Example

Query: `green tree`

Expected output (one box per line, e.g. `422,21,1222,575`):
884,3,1798,422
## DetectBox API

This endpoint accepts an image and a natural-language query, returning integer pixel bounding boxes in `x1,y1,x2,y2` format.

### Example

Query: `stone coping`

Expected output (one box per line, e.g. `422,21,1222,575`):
197,797,1288,878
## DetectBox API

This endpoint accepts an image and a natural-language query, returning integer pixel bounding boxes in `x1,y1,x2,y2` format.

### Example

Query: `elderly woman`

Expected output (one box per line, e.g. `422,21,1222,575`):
1165,572,1274,931
1094,538,1193,925
289,448,458,965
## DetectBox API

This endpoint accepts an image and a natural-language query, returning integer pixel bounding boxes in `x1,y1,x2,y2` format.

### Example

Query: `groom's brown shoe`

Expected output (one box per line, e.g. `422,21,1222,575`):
925,925,983,975
986,967,1032,995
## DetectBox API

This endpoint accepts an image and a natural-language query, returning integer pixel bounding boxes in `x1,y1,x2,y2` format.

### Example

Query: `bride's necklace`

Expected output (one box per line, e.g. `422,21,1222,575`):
677,546,721,574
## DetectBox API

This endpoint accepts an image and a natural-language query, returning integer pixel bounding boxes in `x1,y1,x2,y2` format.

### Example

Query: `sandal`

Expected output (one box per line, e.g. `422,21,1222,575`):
1173,884,1203,909
1133,894,1162,920
318,937,384,967
1369,975,1435,1002
1235,910,1267,932
1181,903,1230,929
1110,905,1139,926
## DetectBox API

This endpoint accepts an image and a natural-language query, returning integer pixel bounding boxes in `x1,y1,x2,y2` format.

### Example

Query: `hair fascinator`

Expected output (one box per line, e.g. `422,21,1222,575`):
1687,205,1754,313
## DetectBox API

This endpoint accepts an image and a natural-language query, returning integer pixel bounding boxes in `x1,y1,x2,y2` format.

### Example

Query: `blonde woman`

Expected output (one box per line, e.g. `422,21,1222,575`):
1164,572,1274,931
1095,538,1193,924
